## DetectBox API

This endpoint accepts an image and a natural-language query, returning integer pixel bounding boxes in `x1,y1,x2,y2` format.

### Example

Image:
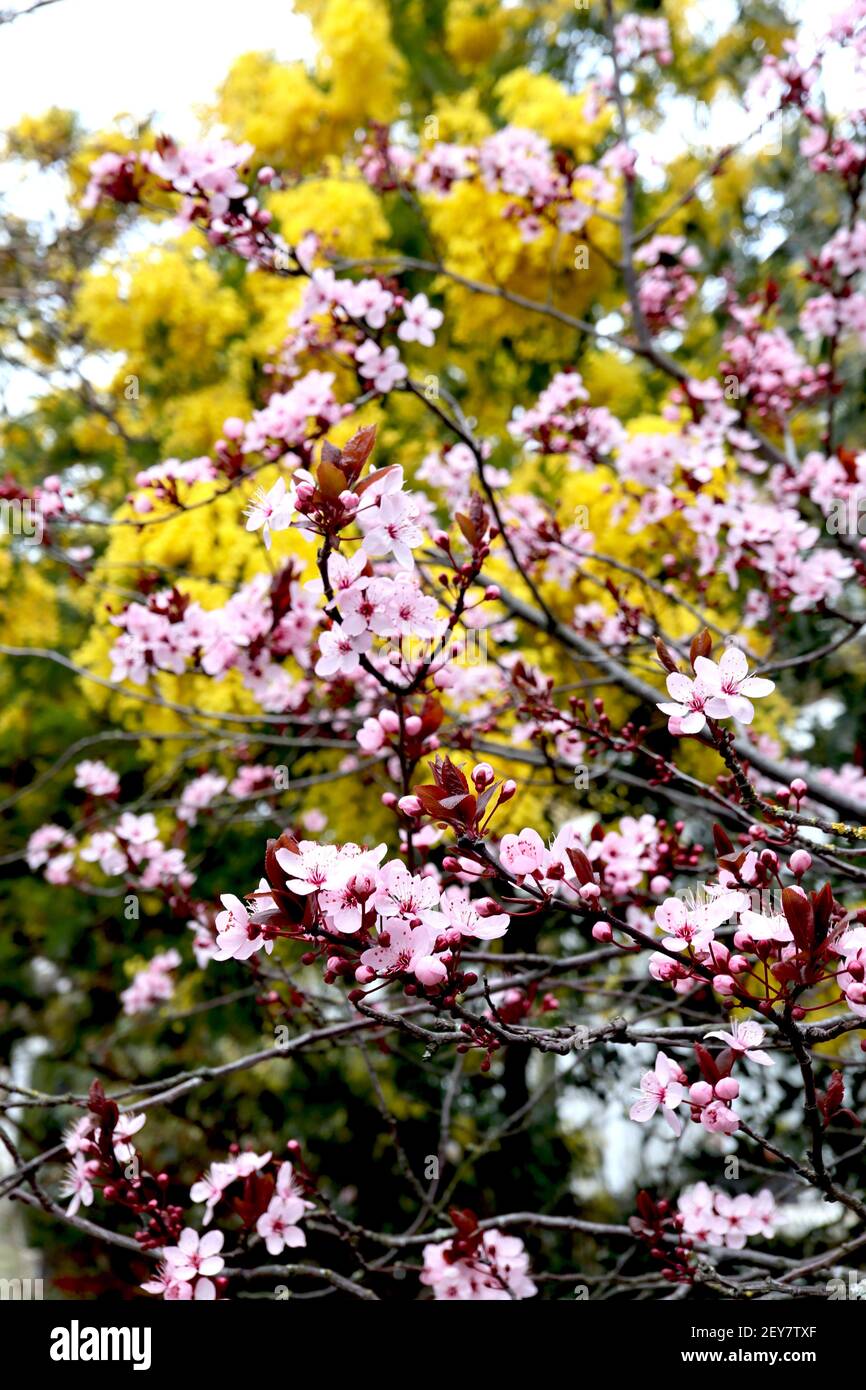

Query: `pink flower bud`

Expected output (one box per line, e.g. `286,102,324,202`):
591,920,613,942
483,585,500,600
354,965,376,984
404,715,423,736
689,1081,714,1106
578,882,601,901
414,954,449,986
790,778,808,797
499,779,517,802
471,762,495,789
258,165,276,184
714,1077,739,1101
222,416,245,440
728,954,749,974
789,849,812,875
714,974,736,995
397,795,422,817
650,875,671,895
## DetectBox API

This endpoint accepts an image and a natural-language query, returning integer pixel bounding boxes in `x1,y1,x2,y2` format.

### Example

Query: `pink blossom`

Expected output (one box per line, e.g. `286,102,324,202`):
60,1153,99,1216
74,760,120,797
397,293,443,347
421,1229,536,1300
162,1228,225,1281
657,671,712,734
704,1020,774,1066
213,893,273,961
355,340,408,392
699,1099,740,1135
500,828,549,877
315,627,372,679
256,1198,307,1256
629,1052,686,1135
361,491,423,569
693,648,775,723
244,477,294,548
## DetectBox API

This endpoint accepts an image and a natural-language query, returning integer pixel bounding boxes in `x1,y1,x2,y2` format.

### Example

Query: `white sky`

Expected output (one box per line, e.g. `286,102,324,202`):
0,0,314,135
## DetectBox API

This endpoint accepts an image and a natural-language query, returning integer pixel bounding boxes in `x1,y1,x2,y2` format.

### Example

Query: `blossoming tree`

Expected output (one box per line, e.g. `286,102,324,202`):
3,0,866,1301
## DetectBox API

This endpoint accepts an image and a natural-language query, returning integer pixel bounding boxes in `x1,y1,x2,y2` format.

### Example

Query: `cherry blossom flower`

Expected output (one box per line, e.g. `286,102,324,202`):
213,893,273,962
361,491,423,568
737,908,793,945
314,627,372,679
499,828,550,877
654,892,746,953
355,340,407,392
120,949,181,1015
678,1184,776,1249
359,918,442,981
256,1197,307,1256
421,1230,536,1300
704,1020,774,1066
693,648,775,723
445,897,510,940
657,671,712,734
244,477,293,549
274,841,341,894
60,1154,99,1215
699,1099,740,1135
74,760,120,797
397,293,444,347
629,1052,686,1135
162,1228,225,1283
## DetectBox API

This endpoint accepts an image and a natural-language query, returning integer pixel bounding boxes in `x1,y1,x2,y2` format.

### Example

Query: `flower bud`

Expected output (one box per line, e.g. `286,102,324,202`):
714,1077,739,1101
689,1081,713,1106
592,920,613,942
